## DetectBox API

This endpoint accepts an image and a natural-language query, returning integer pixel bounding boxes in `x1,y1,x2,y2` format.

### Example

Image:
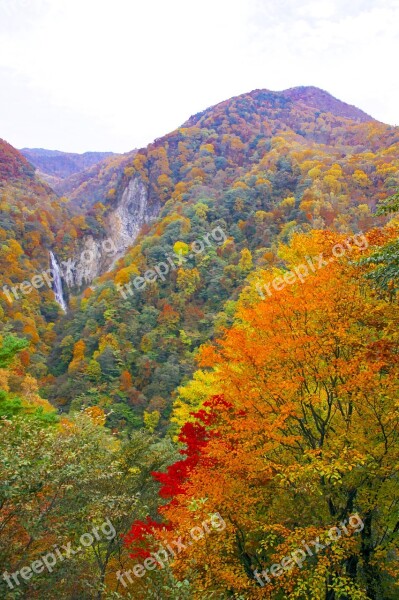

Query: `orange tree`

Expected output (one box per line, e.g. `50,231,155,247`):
127,228,399,599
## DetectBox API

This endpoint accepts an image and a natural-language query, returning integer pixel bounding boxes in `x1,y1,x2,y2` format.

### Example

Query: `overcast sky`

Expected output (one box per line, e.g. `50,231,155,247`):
0,0,398,153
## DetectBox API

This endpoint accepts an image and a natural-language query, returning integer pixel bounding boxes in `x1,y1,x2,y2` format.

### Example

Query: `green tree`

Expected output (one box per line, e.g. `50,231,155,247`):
0,335,28,368
0,413,177,599
359,191,399,298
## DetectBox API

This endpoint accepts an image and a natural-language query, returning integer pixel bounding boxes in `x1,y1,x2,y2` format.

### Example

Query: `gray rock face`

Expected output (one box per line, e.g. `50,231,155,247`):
106,176,158,256
61,236,110,290
62,176,159,291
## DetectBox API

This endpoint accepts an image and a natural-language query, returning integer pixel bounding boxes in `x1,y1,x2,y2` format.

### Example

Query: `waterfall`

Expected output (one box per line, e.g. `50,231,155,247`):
50,251,67,312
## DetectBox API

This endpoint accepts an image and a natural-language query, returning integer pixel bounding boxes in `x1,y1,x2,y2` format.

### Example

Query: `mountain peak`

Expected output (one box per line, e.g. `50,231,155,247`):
183,86,375,131
279,86,374,123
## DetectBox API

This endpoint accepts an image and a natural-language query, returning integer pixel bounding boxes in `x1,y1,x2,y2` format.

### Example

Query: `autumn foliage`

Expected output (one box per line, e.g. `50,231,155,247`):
126,229,399,599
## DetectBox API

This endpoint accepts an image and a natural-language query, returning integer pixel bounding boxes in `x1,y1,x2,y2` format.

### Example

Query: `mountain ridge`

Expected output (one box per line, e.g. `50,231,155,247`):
280,85,374,122
20,148,117,179
183,85,375,131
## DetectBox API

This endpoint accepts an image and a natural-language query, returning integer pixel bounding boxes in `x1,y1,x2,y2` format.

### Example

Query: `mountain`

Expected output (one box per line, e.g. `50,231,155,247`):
2,86,399,598
20,148,117,187
39,86,399,430
2,86,399,426
185,86,375,128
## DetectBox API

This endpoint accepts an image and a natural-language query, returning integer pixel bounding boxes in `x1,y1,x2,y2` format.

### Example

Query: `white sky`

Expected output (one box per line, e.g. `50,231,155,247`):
0,0,398,153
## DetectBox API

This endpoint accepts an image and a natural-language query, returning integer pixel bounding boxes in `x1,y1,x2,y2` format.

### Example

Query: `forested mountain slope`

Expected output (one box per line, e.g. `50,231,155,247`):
0,139,77,373
43,87,399,431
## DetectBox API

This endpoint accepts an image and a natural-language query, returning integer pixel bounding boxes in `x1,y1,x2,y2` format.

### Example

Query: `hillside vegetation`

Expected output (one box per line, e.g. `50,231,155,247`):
1,87,399,599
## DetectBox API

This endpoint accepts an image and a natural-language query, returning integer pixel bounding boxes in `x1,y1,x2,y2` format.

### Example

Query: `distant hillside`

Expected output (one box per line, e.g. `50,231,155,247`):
54,150,137,210
20,148,117,182
19,147,138,211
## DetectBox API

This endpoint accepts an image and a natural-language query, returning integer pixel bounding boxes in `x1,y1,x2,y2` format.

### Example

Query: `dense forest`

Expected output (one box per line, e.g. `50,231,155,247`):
1,86,399,599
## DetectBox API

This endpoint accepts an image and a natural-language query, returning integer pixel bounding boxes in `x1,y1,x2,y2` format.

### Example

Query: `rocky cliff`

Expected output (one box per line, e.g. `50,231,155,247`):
61,176,160,291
